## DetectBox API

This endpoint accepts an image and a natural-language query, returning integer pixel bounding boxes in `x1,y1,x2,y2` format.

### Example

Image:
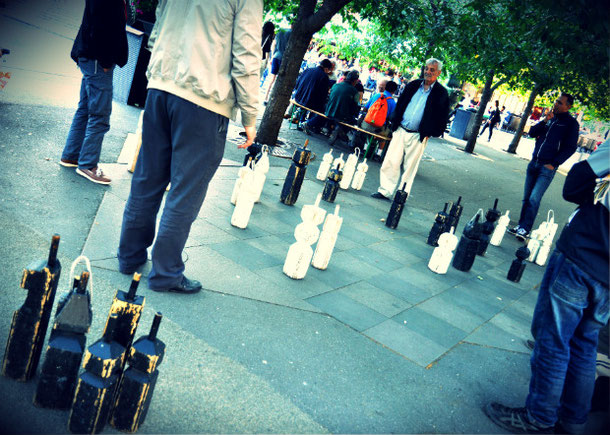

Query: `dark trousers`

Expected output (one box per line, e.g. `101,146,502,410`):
517,160,556,232
117,90,228,289
479,120,498,140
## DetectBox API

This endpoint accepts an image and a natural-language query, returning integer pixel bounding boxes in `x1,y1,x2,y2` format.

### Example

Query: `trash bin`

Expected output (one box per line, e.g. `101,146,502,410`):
449,108,476,140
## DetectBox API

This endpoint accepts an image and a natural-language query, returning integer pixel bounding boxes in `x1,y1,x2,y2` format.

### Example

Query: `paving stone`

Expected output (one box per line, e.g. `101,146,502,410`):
408,259,471,288
253,265,331,301
364,319,448,367
463,322,531,353
339,222,385,246
367,239,424,266
81,191,125,261
344,245,403,273
204,209,272,240
442,285,505,323
186,218,239,247
475,271,531,301
338,281,411,317
391,307,468,349
306,291,387,332
365,273,433,305
417,293,486,332
308,251,384,289
210,239,283,271
390,265,454,294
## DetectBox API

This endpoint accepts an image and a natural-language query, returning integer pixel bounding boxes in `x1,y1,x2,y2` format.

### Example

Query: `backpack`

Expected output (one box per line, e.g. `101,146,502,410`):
364,94,388,128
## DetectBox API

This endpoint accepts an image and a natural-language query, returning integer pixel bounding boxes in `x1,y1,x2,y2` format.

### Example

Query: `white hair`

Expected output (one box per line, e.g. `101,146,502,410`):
426,58,443,71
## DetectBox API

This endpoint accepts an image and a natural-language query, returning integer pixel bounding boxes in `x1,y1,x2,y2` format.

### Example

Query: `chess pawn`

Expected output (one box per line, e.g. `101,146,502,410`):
316,148,334,181
385,183,408,229
507,246,530,282
321,163,343,203
477,198,501,256
231,157,253,205
526,229,543,262
452,208,484,272
427,202,449,246
332,152,345,171
283,194,326,279
253,145,270,203
351,158,368,190
339,148,360,189
428,228,458,274
312,205,343,270
490,210,510,246
231,160,258,229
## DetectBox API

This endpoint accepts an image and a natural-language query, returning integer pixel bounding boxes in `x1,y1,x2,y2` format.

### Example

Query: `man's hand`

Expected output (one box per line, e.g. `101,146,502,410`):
544,111,554,122
239,125,256,149
103,67,110,73
544,164,555,170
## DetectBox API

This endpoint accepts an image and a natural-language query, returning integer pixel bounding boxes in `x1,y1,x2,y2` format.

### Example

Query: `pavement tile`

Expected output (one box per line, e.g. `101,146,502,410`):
365,272,433,305
367,239,424,266
417,293,486,332
390,265,455,294
408,259,471,288
344,245,403,273
186,218,239,247
391,306,468,349
338,281,411,317
339,222,385,246
442,284,505,322
306,291,387,332
307,250,384,289
463,322,531,353
253,265,331,301
204,209,272,240
81,191,125,260
364,319,448,367
209,239,283,271
475,271,531,301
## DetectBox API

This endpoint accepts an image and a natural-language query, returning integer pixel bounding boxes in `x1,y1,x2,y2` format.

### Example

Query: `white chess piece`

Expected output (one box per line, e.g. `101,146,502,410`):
231,161,257,229
490,210,510,246
283,194,326,279
253,145,270,203
526,229,543,262
231,158,253,205
428,228,458,274
340,148,360,189
312,205,343,270
332,152,345,172
535,210,558,266
351,158,368,190
316,148,334,181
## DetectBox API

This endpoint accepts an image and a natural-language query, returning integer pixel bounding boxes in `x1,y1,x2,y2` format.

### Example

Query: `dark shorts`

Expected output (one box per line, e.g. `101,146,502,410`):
270,57,281,74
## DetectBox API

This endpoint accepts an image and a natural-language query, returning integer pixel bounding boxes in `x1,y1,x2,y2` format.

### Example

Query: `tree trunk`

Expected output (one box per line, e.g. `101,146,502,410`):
256,0,352,146
464,71,494,153
506,83,543,154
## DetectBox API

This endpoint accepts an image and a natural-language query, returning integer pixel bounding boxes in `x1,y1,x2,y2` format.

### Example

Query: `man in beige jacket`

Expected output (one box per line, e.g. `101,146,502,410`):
117,0,262,293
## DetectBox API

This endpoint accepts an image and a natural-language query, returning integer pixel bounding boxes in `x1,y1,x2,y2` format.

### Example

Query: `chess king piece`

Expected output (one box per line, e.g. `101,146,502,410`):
312,205,343,270
428,228,458,274
427,202,449,246
477,198,501,256
445,196,463,232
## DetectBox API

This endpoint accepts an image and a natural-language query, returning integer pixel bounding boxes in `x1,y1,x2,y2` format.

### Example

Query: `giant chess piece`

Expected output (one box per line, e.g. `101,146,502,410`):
110,313,166,433
332,152,345,171
490,210,510,246
252,145,270,203
452,209,484,272
283,194,326,279
316,148,334,181
428,228,458,274
231,157,253,205
350,158,368,191
280,139,311,205
445,196,463,232
68,314,126,434
477,198,501,256
103,273,145,353
321,163,343,203
340,148,360,189
231,160,258,229
427,202,449,246
3,234,61,381
535,211,558,266
526,229,543,262
34,271,92,409
507,246,530,282
385,183,408,229
312,205,343,270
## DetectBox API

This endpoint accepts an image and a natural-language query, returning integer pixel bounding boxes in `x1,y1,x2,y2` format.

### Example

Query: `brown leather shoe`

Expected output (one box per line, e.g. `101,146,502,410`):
59,158,78,167
76,167,111,185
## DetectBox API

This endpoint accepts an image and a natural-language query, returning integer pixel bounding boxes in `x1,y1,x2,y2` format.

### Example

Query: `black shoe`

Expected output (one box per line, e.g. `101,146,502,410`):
152,276,202,294
119,261,147,275
525,339,535,351
371,192,390,201
484,402,554,434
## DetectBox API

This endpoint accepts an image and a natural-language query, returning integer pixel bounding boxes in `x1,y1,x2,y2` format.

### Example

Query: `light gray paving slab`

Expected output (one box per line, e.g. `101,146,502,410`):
81,190,125,261
253,265,331,301
306,291,388,332
209,239,283,271
364,319,448,367
367,239,424,266
417,292,486,332
186,218,239,247
338,281,411,317
442,285,505,323
391,306,469,349
464,322,532,354
390,265,455,294
307,250,385,289
365,272,434,305
344,245,403,273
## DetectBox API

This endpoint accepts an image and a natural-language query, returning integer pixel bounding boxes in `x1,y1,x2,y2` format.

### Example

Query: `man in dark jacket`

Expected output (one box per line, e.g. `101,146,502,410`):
371,58,449,200
292,59,333,123
485,140,609,434
479,100,502,141
509,93,579,240
59,0,129,185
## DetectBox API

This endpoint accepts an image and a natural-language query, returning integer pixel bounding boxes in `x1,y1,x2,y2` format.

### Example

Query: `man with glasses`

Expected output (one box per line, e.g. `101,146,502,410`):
509,93,579,241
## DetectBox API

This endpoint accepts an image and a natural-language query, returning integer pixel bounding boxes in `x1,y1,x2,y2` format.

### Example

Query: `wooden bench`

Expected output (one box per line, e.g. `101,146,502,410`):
288,100,391,161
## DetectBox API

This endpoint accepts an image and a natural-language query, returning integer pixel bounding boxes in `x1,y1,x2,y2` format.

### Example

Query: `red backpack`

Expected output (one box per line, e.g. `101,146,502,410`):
364,94,388,127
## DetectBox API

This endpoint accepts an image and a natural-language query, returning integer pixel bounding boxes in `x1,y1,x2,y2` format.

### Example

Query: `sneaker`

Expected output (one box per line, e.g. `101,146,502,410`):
76,167,111,185
371,192,390,201
301,122,311,136
525,339,535,351
59,158,78,167
507,225,520,235
515,228,529,242
151,276,202,294
484,402,554,434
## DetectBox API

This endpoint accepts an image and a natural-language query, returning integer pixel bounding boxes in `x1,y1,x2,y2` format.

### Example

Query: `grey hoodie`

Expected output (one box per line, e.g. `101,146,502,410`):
146,0,262,127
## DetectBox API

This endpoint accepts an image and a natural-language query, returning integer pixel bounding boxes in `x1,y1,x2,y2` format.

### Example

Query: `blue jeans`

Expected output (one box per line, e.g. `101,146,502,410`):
117,90,228,289
518,160,556,232
62,58,114,169
526,250,609,430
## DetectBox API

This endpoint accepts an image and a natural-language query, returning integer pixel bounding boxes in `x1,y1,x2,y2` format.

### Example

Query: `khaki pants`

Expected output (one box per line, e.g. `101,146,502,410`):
378,128,428,197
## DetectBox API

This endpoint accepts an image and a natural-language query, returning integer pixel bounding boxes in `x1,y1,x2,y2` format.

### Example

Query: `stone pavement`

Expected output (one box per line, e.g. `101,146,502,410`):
1,1,607,433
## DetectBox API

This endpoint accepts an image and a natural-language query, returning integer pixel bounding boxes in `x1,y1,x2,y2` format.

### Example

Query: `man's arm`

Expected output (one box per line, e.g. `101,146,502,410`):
564,140,610,205
231,0,263,147
528,119,549,139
